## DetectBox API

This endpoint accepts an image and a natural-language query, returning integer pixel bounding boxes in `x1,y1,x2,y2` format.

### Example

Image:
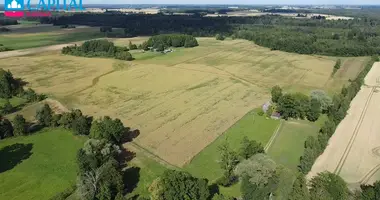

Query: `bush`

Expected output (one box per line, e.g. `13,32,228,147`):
216,34,225,41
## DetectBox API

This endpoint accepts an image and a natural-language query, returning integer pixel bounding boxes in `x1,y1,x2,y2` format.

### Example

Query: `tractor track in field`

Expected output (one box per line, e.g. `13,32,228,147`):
333,87,375,175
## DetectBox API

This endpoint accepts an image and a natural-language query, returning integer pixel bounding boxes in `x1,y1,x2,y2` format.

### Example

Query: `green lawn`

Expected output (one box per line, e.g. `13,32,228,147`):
184,111,280,182
0,31,103,50
0,128,86,200
267,120,320,171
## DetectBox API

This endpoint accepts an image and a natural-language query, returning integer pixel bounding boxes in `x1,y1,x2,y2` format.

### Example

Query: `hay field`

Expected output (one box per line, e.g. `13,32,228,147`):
0,38,366,166
308,62,380,185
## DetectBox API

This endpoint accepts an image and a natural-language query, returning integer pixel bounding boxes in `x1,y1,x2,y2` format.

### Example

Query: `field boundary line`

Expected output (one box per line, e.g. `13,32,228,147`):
185,110,256,166
334,87,375,175
129,141,180,170
265,120,284,152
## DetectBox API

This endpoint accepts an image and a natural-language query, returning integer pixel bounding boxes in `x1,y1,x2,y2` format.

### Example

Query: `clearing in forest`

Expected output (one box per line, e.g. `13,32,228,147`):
308,62,380,186
0,38,367,166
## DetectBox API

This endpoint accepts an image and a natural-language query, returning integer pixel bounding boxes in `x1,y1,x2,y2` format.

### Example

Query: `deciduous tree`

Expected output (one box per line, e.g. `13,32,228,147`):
13,114,26,136
288,173,310,200
271,85,283,103
218,141,239,183
309,172,349,200
239,136,264,159
36,104,53,127
149,170,209,200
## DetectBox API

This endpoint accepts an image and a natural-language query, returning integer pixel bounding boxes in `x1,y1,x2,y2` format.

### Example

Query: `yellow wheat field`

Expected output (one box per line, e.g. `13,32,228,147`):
0,38,367,166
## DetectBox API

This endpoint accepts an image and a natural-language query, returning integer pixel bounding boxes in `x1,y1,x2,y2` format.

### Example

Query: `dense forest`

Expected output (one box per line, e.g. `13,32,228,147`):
46,13,380,56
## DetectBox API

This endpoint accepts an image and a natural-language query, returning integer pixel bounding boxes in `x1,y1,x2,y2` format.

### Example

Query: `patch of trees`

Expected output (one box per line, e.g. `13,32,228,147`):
144,34,199,50
270,86,325,122
76,139,124,200
149,170,209,200
60,24,76,28
61,40,133,61
298,57,377,174
355,181,380,200
216,137,264,187
216,34,225,41
0,18,18,26
0,69,24,99
0,69,45,115
332,59,342,76
311,15,327,20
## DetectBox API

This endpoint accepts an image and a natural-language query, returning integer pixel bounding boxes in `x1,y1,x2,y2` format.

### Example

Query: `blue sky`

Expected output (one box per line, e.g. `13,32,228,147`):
86,0,380,4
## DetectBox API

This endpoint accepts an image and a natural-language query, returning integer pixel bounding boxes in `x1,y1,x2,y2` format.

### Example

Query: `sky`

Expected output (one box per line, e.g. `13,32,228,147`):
87,0,380,5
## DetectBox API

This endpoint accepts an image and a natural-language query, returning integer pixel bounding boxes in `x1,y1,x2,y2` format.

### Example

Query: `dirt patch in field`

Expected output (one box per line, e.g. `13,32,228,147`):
308,62,380,185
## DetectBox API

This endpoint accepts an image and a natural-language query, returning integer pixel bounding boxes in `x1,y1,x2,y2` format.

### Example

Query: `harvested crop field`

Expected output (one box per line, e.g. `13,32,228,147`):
308,62,380,185
0,38,367,166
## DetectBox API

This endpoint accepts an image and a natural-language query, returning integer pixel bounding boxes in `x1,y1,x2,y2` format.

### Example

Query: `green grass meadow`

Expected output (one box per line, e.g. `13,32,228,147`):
0,128,86,200
267,120,321,171
184,111,280,181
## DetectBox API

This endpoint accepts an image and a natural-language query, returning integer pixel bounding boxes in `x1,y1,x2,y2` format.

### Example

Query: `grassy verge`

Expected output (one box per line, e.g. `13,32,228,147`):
0,128,86,200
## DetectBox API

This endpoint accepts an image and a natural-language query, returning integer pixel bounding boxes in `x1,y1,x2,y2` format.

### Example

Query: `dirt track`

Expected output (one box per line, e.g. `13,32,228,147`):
308,62,380,185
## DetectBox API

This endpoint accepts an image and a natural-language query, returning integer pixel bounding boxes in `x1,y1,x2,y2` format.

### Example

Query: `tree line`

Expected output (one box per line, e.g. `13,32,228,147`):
143,34,199,51
299,56,378,175
35,103,131,200
62,40,133,61
45,13,380,56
